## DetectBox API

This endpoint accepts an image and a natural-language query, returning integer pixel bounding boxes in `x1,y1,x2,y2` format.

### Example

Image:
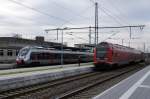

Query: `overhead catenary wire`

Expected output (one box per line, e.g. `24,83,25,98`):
51,1,96,43
59,4,95,27
65,32,89,42
50,0,92,21
100,7,124,26
9,0,145,45
9,0,97,42
8,0,93,42
101,7,128,26
8,0,74,25
45,25,145,32
102,32,118,42
44,0,96,41
89,0,125,26
46,3,96,42
42,0,128,43
89,1,127,44
48,4,95,42
89,0,132,44
105,0,130,25
89,1,125,44
100,6,145,40
89,0,95,4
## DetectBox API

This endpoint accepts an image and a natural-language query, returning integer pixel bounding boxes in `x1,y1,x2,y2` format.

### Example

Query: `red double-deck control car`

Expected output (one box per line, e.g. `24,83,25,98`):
94,42,145,69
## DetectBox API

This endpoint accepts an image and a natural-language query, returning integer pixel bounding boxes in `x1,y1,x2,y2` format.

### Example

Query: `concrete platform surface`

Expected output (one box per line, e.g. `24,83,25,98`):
93,65,150,99
0,63,94,92
0,63,16,69
0,62,93,76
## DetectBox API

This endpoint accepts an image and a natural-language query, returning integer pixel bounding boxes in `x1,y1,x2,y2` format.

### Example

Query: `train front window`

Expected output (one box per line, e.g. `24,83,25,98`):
96,47,108,59
19,48,29,56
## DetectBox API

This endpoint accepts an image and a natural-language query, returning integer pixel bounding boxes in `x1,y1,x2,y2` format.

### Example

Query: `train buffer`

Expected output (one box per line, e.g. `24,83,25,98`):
93,65,150,99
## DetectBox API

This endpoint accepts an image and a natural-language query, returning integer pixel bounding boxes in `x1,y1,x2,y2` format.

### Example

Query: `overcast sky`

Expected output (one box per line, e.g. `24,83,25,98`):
0,0,150,50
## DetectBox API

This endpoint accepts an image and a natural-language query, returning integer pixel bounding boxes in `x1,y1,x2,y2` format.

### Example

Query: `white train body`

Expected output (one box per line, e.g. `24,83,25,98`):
16,46,93,66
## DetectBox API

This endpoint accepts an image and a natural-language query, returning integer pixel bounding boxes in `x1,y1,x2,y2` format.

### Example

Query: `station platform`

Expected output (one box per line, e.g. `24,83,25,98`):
0,63,16,69
0,63,94,92
93,65,150,99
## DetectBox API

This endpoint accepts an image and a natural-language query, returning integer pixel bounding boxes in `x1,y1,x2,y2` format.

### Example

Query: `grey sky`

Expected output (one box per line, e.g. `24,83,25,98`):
0,0,150,50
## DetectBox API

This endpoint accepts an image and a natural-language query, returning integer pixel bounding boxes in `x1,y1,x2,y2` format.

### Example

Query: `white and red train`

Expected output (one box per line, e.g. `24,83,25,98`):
94,42,145,69
16,46,93,66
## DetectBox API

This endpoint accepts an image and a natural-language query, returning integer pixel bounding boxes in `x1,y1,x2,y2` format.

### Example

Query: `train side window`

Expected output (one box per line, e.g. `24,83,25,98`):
50,53,54,59
75,54,78,59
31,53,36,60
45,53,49,59
40,53,44,59
31,53,33,60
0,49,4,56
48,53,51,59
55,54,58,59
42,53,46,59
37,53,40,59
44,53,46,59
65,54,69,59
54,53,56,59
64,54,66,59
56,54,60,59
72,54,75,59
7,50,13,56
70,54,74,59
114,52,118,57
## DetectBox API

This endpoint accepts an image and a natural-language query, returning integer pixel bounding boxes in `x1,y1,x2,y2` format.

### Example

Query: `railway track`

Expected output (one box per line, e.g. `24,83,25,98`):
0,72,100,99
0,63,146,99
59,63,147,99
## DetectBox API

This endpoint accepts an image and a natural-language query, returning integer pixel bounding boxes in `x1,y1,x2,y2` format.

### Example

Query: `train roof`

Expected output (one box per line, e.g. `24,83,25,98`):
52,45,91,51
21,46,92,53
98,42,142,53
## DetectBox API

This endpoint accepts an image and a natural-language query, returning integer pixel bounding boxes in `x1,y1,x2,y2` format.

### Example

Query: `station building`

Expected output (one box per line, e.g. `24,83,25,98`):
0,36,62,63
74,43,95,52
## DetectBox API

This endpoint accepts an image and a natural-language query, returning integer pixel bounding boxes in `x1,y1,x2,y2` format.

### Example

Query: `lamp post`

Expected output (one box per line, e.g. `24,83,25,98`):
60,27,68,65
121,39,124,46
61,29,64,65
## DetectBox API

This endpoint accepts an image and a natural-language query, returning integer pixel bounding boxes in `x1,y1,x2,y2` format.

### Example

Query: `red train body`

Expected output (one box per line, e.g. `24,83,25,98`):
94,42,144,69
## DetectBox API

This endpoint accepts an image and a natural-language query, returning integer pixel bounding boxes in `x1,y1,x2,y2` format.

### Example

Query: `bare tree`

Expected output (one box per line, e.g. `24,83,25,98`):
12,33,22,38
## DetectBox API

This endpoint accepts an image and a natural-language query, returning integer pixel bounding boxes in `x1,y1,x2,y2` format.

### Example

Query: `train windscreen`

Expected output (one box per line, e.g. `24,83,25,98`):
96,46,108,59
19,48,29,56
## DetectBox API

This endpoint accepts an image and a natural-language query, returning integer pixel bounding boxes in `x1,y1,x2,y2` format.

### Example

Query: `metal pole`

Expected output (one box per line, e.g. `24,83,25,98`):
89,26,91,44
96,3,99,44
94,2,99,45
61,30,64,65
129,26,131,47
122,39,124,46
57,29,58,40
95,2,97,46
143,42,145,52
95,2,98,46
129,26,131,39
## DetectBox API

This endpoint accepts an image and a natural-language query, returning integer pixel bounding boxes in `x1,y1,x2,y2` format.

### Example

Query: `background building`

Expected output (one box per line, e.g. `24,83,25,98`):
74,43,95,49
74,43,95,53
0,36,62,63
